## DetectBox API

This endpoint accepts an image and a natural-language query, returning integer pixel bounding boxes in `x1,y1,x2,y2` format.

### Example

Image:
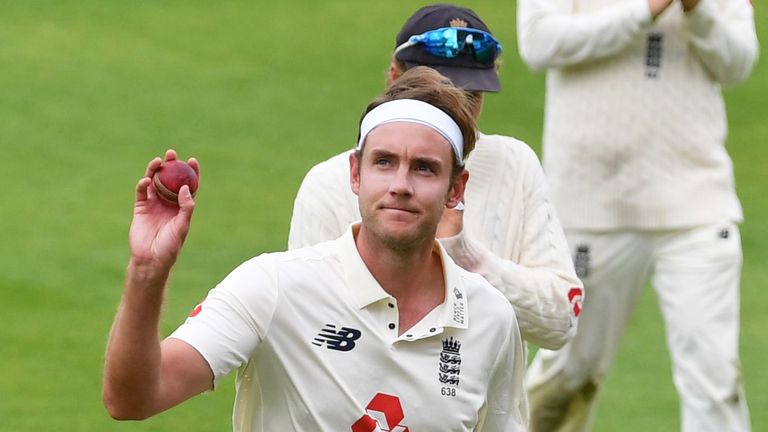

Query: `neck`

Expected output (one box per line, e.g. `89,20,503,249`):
355,226,446,333
355,225,436,296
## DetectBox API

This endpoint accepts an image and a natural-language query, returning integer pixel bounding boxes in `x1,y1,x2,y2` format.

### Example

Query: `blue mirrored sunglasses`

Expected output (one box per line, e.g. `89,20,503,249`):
394,27,502,64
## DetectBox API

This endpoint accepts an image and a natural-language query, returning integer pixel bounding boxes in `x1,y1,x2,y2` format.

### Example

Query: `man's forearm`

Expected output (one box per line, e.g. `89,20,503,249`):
103,260,171,420
517,0,652,70
440,232,579,349
684,0,758,86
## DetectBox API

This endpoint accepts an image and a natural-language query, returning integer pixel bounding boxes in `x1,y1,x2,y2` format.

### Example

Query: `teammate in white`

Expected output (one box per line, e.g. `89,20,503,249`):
102,67,528,431
289,3,583,351
517,0,758,430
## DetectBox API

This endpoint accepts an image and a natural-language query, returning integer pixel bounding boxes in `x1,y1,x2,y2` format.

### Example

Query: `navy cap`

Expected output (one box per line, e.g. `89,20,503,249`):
395,4,500,92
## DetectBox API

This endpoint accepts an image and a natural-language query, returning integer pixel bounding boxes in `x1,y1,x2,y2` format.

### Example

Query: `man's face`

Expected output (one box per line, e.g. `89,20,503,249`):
351,122,465,251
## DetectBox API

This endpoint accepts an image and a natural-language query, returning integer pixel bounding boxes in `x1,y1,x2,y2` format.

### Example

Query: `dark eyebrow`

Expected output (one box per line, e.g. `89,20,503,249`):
367,149,446,172
367,149,397,160
413,156,443,167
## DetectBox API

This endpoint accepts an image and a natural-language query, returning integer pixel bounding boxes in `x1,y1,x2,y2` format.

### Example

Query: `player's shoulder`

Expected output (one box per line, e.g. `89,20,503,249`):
304,150,353,181
273,237,342,265
235,237,340,273
225,240,343,297
455,265,515,317
467,132,545,188
476,132,541,164
295,150,355,205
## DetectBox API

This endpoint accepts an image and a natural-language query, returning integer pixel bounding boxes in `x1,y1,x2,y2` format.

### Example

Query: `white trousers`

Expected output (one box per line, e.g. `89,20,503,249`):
526,223,750,432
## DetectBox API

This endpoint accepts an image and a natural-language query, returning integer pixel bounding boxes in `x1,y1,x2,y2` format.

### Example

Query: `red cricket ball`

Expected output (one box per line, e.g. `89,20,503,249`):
152,160,199,204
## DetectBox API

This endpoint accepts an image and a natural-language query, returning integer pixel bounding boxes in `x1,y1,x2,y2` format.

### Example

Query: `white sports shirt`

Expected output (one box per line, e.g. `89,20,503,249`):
518,0,759,230
170,225,527,431
289,133,583,349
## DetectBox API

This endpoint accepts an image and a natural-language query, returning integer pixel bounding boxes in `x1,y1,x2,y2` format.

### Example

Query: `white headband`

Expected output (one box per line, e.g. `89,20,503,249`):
356,99,464,164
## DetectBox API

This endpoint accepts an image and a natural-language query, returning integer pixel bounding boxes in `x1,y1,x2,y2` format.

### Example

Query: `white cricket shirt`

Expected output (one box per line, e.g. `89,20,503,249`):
288,133,583,350
170,224,527,431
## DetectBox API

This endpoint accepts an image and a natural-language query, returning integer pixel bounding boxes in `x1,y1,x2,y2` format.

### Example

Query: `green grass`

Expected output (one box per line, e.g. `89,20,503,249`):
0,1,765,431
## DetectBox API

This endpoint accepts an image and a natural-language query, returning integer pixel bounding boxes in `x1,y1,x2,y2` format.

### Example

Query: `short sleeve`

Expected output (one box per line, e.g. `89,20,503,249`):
168,255,280,387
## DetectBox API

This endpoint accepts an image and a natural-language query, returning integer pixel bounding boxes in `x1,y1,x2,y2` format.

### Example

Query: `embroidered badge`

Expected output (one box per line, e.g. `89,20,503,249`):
645,32,663,78
449,18,468,28
574,244,591,279
439,337,461,396
719,228,730,239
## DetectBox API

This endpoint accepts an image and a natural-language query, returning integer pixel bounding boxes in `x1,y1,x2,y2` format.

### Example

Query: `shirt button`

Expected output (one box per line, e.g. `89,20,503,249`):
388,323,396,330
429,328,436,333
406,334,413,338
388,303,395,308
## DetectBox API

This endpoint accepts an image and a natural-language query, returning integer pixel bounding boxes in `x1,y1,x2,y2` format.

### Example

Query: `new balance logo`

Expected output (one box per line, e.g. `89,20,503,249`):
312,324,362,351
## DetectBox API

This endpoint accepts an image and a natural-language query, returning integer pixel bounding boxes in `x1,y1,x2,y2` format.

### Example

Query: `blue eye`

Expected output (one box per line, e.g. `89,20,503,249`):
416,163,434,173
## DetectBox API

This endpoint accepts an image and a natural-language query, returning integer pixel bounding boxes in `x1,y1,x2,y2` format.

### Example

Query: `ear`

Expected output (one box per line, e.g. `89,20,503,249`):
387,62,403,85
446,169,469,208
349,151,361,196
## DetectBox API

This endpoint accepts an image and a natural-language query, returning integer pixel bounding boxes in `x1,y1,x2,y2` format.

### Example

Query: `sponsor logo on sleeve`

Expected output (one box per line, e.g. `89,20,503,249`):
569,287,583,318
189,303,203,317
188,296,208,318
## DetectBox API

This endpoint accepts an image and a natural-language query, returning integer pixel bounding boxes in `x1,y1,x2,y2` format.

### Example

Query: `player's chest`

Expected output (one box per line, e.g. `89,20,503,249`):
262,295,495,430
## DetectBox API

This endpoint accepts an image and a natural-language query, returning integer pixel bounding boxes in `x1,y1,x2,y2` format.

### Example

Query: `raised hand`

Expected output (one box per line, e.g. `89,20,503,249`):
129,149,200,269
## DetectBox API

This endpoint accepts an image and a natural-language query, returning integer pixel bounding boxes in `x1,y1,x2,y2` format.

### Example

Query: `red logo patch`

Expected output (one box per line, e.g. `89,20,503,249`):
189,303,203,317
568,287,583,317
352,393,410,432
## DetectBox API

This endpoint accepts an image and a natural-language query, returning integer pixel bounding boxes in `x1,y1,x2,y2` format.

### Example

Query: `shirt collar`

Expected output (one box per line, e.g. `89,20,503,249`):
338,223,469,329
338,224,391,308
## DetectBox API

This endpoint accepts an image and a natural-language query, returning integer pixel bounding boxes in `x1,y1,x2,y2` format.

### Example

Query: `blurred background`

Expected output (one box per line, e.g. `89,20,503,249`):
0,1,765,430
